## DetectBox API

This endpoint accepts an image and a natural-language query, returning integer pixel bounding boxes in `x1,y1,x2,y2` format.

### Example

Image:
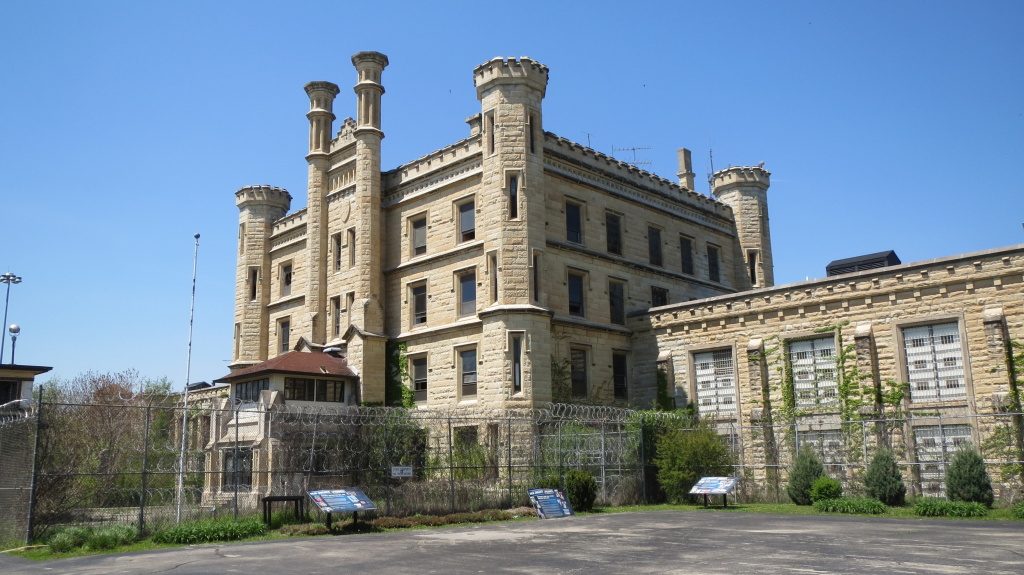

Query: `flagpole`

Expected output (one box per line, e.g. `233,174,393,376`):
176,233,200,524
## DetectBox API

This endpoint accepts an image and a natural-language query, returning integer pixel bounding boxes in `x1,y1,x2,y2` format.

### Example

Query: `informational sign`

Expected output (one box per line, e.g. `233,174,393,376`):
391,466,414,478
307,488,378,514
689,476,739,495
528,487,574,519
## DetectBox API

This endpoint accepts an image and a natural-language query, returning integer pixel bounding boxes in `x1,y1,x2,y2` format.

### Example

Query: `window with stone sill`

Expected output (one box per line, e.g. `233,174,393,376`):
411,216,427,257
412,356,428,403
788,336,838,409
693,349,736,416
902,322,966,402
458,200,475,242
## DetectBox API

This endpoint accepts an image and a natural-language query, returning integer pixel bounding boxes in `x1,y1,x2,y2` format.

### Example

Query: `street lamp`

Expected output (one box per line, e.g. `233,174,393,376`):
0,272,21,364
8,324,19,364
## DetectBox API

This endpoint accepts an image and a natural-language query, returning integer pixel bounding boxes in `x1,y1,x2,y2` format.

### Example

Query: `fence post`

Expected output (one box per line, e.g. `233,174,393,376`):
138,405,152,532
861,420,868,468
639,422,646,504
938,412,947,481
447,416,455,514
233,402,240,521
25,385,44,545
506,416,513,508
600,420,607,503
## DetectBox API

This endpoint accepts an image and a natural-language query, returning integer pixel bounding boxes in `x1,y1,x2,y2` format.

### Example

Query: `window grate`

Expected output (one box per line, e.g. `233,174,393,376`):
694,349,736,415
903,323,966,402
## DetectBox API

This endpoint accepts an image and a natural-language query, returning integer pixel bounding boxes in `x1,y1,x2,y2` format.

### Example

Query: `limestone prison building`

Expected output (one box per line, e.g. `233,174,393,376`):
218,52,1024,498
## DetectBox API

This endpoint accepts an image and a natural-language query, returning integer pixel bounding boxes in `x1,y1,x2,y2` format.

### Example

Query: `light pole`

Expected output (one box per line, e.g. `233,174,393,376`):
8,324,19,364
176,233,200,524
1,273,21,363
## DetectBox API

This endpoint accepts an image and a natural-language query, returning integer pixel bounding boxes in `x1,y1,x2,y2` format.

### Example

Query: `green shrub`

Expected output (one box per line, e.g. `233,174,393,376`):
151,518,267,544
809,476,843,503
654,425,735,504
564,469,598,512
945,448,994,507
47,526,90,547
913,498,989,518
532,474,562,490
85,532,118,550
1013,501,1024,520
863,448,907,506
786,447,824,505
813,497,886,514
47,532,81,553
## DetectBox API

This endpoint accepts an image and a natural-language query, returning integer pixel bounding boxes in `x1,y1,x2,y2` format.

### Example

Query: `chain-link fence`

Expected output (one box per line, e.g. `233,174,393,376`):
1,399,647,543
2,397,1022,546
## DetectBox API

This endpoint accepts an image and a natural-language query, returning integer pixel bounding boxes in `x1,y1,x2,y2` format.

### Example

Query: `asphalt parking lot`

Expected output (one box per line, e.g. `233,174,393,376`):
2,510,1022,575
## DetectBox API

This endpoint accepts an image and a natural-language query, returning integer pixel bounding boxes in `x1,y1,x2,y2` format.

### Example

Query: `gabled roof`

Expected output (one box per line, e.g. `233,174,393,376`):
214,351,356,383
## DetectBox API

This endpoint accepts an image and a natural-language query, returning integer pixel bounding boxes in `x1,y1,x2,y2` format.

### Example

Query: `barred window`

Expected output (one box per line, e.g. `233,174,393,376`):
606,212,622,255
693,349,736,416
222,449,253,491
613,353,628,400
609,280,625,325
903,322,966,402
789,336,838,409
915,424,972,497
570,348,588,398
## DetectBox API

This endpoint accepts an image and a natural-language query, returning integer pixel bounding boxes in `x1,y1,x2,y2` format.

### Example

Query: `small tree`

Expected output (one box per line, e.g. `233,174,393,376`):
654,424,734,503
786,446,824,505
564,469,598,512
864,448,906,506
945,447,994,507
809,476,843,503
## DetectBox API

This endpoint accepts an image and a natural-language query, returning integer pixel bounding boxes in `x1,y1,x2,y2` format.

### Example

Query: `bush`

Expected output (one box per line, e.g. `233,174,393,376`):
654,424,735,504
1013,501,1024,520
786,447,824,505
809,476,843,503
532,474,562,490
564,469,598,512
813,497,887,514
85,531,118,550
945,448,994,507
47,532,81,553
913,498,989,518
151,518,267,544
863,448,907,506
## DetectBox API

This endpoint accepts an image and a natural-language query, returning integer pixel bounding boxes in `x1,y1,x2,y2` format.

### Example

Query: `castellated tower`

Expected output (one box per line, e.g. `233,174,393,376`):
712,166,774,288
233,185,292,366
473,57,554,405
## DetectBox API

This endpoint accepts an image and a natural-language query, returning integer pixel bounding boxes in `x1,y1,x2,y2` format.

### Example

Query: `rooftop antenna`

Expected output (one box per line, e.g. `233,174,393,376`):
612,146,652,167
581,131,594,148
706,134,715,195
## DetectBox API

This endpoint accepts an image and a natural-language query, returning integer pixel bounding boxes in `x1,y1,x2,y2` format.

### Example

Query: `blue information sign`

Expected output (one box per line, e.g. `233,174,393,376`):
688,476,738,495
528,487,574,519
307,488,378,514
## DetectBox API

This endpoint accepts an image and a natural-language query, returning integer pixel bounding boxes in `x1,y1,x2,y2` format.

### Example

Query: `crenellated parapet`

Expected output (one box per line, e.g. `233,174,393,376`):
236,185,292,213
711,165,771,191
473,56,549,99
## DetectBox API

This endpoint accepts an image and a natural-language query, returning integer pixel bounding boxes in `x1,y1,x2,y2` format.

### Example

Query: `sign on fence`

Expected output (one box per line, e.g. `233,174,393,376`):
391,466,413,478
528,487,574,519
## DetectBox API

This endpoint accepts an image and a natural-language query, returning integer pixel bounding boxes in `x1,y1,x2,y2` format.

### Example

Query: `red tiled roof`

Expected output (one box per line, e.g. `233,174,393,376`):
214,351,357,383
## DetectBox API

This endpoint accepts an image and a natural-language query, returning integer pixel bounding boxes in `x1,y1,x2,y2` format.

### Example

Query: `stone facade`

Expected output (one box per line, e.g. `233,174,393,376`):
629,244,1024,496
230,53,768,410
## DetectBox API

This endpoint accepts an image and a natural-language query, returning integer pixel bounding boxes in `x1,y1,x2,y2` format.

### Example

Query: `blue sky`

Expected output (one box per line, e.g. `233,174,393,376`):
2,1,1022,389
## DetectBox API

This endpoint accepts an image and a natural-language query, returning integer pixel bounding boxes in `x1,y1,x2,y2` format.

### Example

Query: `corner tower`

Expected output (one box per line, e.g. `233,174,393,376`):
712,166,774,288
233,185,292,367
473,57,552,406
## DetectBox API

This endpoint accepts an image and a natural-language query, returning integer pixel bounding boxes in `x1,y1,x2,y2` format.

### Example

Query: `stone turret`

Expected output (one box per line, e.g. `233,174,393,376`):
233,185,292,366
676,148,696,192
712,166,773,288
473,57,553,407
